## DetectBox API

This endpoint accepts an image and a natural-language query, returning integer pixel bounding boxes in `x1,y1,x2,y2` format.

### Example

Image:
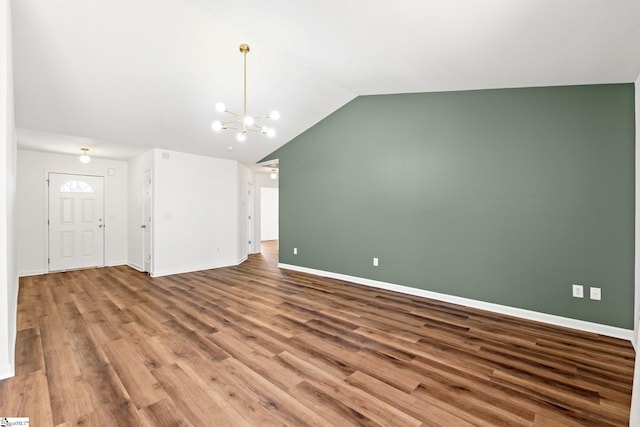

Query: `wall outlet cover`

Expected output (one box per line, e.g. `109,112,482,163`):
572,284,584,298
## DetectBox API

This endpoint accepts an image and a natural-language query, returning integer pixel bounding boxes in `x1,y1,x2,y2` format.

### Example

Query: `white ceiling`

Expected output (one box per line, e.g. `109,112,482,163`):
11,0,640,167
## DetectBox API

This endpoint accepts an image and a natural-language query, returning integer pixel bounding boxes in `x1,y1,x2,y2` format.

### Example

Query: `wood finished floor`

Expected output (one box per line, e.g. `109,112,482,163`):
0,241,635,426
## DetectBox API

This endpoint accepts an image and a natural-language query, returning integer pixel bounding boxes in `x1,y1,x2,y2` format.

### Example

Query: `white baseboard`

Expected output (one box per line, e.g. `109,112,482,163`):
237,255,248,264
151,260,239,278
0,364,14,380
279,263,634,342
127,263,145,273
106,260,127,267
18,269,44,278
20,261,130,277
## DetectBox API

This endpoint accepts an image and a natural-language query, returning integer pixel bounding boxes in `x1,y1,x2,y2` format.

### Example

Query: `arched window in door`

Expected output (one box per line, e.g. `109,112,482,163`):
59,180,95,193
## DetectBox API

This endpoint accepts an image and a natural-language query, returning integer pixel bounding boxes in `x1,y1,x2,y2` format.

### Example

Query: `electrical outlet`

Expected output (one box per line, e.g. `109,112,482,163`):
373,257,379,267
590,287,601,301
572,284,584,298
293,248,298,255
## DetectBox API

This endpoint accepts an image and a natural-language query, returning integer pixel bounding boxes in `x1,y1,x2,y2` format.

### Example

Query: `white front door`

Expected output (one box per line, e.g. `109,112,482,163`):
49,173,105,271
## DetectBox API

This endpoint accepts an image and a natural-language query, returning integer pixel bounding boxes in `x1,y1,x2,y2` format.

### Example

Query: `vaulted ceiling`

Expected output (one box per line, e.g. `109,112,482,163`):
11,0,640,166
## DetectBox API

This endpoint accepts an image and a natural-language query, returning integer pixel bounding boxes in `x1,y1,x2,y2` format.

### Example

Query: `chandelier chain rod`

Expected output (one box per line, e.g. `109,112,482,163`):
243,48,247,133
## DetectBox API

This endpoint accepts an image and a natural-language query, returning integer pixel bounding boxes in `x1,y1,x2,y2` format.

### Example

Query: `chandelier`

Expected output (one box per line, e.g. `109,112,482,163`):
212,43,280,142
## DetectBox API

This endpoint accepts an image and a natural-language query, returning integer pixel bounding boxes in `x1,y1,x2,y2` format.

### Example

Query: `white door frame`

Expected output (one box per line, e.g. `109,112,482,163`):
46,172,106,272
142,169,152,274
247,182,255,255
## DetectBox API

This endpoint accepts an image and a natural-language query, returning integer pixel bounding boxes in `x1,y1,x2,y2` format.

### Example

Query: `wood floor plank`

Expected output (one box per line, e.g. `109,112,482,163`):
298,378,395,426
410,355,608,426
277,350,423,427
42,343,95,425
208,330,302,391
345,370,476,427
151,363,238,427
0,371,54,426
14,327,44,376
38,312,72,353
0,241,634,425
138,398,194,427
102,338,169,408
214,357,330,427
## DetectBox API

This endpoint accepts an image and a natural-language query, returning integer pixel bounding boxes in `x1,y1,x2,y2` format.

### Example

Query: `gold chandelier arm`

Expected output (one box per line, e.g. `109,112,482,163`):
221,118,242,125
252,113,276,120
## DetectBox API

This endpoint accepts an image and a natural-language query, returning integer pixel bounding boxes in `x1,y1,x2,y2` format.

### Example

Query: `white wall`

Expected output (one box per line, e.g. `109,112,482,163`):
16,150,128,276
127,149,153,271
260,187,279,241
0,0,17,380
152,149,239,276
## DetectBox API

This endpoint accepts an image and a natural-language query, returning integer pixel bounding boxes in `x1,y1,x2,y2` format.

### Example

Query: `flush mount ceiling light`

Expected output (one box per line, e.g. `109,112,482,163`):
79,148,91,164
270,168,278,180
212,44,279,142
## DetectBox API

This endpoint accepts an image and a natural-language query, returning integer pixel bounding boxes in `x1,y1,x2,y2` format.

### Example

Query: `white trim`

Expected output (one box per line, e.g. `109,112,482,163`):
237,255,248,265
19,262,127,277
18,269,45,277
151,260,240,278
279,263,633,342
127,263,144,272
4,277,18,381
0,364,14,380
106,260,127,267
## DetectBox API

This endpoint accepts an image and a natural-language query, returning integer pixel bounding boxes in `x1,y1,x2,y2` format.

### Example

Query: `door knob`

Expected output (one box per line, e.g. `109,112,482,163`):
141,225,146,228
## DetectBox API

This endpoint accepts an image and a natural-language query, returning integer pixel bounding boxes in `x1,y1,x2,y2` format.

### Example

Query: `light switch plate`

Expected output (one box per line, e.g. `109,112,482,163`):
572,284,584,298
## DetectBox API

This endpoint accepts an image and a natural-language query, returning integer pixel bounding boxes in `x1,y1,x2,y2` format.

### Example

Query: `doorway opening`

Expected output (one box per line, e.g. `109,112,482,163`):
260,186,279,252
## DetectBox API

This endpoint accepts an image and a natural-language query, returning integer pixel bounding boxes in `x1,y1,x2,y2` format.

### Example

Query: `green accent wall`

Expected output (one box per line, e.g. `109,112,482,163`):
263,84,635,329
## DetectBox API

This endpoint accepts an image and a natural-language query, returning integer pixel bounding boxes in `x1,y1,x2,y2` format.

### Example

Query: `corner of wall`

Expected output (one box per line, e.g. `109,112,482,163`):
634,77,640,349
1,0,17,379
629,75,640,426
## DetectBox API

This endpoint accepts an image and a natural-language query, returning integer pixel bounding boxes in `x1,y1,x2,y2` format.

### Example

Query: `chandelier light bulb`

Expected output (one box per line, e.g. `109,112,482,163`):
266,128,276,138
269,110,280,120
236,132,246,142
215,102,226,113
244,116,254,126
212,121,222,131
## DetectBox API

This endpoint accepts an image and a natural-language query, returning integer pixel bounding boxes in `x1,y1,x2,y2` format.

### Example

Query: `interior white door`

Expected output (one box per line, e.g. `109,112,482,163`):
49,173,105,271
247,183,254,255
143,170,152,273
